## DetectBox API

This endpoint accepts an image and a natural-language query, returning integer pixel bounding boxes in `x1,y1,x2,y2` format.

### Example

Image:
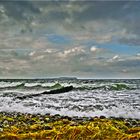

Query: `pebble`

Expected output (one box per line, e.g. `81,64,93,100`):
125,122,131,127
44,126,53,130
61,116,72,121
131,120,137,126
70,122,78,126
100,116,106,119
0,112,139,128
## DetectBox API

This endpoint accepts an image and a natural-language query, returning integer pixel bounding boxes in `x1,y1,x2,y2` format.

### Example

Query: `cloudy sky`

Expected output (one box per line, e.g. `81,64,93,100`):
0,0,140,78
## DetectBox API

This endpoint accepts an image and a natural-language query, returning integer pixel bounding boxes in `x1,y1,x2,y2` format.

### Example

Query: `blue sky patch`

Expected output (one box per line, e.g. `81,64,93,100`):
98,42,140,55
47,34,72,44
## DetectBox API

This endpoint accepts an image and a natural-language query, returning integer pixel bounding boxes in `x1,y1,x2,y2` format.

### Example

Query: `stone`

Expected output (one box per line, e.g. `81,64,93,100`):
100,116,106,119
44,126,53,130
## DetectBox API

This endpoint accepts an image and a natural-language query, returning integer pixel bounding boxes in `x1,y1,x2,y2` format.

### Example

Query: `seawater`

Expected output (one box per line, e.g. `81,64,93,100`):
0,79,139,119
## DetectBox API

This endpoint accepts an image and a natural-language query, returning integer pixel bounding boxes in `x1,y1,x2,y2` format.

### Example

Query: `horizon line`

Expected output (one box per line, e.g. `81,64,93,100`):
0,77,140,80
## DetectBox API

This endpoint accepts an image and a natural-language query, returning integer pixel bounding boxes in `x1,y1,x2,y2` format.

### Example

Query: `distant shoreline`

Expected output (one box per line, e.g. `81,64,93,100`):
0,78,140,80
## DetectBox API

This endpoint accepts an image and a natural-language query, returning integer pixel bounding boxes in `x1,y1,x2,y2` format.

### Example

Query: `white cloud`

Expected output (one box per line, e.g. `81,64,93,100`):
29,51,36,56
136,53,140,56
90,46,97,52
112,55,119,60
44,49,57,53
58,46,85,58
107,55,121,63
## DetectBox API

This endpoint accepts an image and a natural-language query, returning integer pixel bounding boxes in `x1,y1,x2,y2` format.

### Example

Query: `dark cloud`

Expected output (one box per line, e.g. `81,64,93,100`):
1,1,140,35
0,0,40,23
0,1,140,78
46,11,69,23
0,1,137,23
73,1,125,21
1,1,140,45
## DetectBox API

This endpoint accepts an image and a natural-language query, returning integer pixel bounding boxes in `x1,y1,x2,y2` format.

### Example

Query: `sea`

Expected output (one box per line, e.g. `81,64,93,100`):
0,79,139,119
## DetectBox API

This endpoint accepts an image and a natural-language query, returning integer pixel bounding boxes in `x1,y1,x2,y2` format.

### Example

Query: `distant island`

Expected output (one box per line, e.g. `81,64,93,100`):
57,77,77,80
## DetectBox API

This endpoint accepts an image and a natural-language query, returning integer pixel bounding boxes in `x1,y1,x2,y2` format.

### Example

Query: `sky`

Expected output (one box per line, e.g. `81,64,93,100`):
0,0,140,79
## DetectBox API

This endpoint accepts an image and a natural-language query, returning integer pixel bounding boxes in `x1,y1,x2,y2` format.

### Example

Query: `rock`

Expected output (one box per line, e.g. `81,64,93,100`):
115,117,125,121
62,119,70,124
27,120,36,124
44,117,50,123
100,116,106,119
48,118,55,123
3,120,8,125
131,120,137,126
67,117,72,121
44,126,53,130
0,128,3,132
78,121,84,125
94,116,99,119
70,122,78,126
71,116,79,121
54,114,61,117
45,113,50,116
61,116,72,121
125,122,131,127
88,117,94,121
110,116,116,120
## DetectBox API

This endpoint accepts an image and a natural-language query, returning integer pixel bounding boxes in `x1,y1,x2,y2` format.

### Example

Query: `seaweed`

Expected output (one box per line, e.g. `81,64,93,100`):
0,112,140,140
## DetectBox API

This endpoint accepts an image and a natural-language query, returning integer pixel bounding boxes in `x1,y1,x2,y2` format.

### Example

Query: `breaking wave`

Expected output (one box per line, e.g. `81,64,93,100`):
0,90,139,119
0,79,139,119
0,81,138,91
75,83,138,91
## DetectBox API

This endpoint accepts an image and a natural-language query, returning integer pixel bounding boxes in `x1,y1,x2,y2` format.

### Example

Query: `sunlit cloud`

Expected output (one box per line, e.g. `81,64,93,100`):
112,55,120,60
90,46,98,52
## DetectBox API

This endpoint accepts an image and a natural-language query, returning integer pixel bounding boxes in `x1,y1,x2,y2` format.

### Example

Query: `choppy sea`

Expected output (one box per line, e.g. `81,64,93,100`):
0,79,139,119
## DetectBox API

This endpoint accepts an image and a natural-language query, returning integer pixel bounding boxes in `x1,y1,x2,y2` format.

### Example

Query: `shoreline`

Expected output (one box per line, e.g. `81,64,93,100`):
0,112,140,139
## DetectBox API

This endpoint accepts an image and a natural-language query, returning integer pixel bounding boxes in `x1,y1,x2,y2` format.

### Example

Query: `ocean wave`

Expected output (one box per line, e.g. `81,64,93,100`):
0,81,138,91
0,89,139,119
0,82,24,88
0,79,139,119
0,82,63,89
75,83,137,91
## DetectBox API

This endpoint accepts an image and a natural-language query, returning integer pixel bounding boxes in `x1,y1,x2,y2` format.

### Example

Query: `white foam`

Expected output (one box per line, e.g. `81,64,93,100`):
24,83,41,87
41,83,55,87
0,89,139,119
0,82,23,88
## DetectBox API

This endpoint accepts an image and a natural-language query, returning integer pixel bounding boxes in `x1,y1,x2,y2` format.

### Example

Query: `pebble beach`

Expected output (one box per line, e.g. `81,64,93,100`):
0,112,140,140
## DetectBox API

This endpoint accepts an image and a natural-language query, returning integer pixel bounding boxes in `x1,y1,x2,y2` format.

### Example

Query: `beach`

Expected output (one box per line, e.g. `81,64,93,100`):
0,112,140,140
